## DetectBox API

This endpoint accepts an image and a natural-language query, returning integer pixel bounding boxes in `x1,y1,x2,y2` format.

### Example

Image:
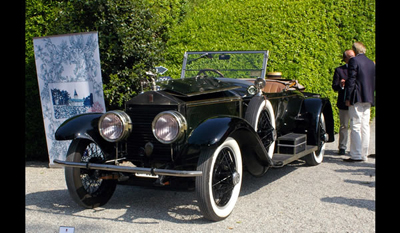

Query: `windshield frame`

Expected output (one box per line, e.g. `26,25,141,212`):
180,50,269,79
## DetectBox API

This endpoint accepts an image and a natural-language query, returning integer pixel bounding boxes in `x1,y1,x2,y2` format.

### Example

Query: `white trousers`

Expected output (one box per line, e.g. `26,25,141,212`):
348,102,371,161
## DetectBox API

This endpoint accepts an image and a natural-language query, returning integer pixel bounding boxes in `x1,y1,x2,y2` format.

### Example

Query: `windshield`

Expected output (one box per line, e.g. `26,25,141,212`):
158,76,241,97
180,51,269,79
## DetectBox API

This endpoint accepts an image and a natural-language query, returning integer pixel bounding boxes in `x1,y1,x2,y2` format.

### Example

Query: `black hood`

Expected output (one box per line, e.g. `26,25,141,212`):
126,77,242,107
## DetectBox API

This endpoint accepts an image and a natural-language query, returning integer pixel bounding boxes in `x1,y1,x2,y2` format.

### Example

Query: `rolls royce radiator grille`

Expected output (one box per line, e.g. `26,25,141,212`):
126,105,178,160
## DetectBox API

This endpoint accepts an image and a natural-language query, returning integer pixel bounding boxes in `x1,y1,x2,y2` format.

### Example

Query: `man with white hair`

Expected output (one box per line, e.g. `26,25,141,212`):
344,42,375,162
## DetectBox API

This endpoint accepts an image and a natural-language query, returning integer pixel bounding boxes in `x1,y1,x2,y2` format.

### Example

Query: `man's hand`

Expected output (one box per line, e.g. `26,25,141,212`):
340,79,345,88
345,100,351,107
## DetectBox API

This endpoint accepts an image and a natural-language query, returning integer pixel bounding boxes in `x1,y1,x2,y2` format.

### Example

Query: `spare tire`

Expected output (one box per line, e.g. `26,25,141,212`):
244,96,276,159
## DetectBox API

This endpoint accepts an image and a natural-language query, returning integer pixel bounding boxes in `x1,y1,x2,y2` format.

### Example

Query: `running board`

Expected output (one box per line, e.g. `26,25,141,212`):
53,159,202,177
271,145,318,168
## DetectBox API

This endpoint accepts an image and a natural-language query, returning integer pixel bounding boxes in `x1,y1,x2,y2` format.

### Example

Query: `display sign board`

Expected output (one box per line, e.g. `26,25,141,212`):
33,32,106,166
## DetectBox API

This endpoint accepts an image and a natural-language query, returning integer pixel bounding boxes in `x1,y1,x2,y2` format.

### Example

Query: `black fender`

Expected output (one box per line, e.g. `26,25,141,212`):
301,98,335,145
55,113,114,155
187,116,272,176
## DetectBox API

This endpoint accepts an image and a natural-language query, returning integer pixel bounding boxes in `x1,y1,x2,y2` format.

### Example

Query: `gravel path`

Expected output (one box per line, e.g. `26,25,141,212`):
26,120,375,232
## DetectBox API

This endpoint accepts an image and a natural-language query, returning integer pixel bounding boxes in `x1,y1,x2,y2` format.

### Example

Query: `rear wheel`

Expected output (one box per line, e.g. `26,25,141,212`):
304,113,326,166
196,137,243,221
65,139,117,208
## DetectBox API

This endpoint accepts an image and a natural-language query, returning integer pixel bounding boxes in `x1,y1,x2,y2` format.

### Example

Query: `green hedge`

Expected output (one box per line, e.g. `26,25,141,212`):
25,0,375,159
162,0,375,132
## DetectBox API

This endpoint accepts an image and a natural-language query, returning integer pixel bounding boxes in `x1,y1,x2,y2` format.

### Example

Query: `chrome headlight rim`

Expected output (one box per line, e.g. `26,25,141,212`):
152,110,187,144
98,110,132,142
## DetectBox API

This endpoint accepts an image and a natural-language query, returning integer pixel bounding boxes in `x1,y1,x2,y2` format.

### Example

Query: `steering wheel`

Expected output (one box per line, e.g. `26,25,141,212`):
197,69,224,77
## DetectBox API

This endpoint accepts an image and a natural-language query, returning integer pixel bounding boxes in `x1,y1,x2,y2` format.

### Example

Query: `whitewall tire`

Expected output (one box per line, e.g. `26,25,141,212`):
196,137,243,221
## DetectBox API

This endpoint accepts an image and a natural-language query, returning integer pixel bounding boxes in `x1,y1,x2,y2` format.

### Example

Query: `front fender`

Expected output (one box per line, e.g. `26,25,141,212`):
187,117,272,176
187,116,235,148
55,113,114,155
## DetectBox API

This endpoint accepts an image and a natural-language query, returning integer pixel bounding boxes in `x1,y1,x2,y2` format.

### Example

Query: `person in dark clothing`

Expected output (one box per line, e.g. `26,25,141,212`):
332,49,355,155
344,42,375,162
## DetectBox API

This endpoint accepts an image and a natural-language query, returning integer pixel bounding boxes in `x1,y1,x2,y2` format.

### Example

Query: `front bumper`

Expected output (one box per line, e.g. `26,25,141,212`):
53,159,202,177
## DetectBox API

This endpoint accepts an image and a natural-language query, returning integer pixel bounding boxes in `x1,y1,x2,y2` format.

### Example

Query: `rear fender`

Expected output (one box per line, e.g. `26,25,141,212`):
55,113,114,155
187,117,272,176
301,98,335,145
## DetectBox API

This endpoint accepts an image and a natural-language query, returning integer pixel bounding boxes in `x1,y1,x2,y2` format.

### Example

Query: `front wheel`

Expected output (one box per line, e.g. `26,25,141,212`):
65,139,117,208
196,137,243,221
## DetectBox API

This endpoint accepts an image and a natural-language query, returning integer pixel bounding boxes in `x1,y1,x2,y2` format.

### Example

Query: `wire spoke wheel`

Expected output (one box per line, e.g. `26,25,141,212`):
196,137,242,221
65,139,117,208
212,148,238,207
245,96,276,159
80,143,104,194
304,113,326,166
257,109,275,150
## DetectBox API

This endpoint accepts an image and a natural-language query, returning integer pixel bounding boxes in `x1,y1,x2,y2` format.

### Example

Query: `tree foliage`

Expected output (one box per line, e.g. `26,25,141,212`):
25,0,182,158
50,0,168,108
26,0,60,160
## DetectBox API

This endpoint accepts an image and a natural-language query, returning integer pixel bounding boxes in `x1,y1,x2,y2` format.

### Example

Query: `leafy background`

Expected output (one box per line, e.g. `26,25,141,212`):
26,0,375,160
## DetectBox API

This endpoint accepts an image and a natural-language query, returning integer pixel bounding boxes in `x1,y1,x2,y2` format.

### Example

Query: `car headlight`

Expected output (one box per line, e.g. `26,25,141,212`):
152,111,187,144
98,110,132,142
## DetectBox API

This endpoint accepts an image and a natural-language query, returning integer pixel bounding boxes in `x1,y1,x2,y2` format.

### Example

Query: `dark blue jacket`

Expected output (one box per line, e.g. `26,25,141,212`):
332,64,349,110
345,54,375,106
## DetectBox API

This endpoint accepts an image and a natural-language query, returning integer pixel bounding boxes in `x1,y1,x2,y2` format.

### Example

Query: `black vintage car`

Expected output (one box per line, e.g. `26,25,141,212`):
54,50,334,221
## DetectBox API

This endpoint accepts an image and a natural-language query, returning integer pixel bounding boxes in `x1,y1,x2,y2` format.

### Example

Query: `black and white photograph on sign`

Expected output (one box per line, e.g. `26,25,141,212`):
48,82,102,120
